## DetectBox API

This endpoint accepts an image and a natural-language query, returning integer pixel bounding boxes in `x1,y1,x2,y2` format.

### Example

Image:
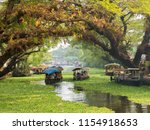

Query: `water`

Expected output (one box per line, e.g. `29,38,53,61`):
35,81,150,113
54,82,86,102
84,91,150,113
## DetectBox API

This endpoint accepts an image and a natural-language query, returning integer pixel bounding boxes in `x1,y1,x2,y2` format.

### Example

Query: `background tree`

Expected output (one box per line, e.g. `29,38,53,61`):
12,37,58,76
0,0,150,77
12,56,30,77
70,39,118,68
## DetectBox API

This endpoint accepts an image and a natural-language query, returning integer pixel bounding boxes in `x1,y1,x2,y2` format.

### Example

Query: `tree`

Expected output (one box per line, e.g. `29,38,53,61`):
69,39,118,68
0,0,71,77
12,56,30,77
28,48,53,66
0,0,150,77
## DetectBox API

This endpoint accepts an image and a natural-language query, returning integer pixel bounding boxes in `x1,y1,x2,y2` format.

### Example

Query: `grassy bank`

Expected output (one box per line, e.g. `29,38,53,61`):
72,68,150,105
0,74,113,113
0,68,150,113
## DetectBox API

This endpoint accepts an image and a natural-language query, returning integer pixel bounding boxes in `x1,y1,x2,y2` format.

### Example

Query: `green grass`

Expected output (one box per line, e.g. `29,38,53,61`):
0,73,113,113
71,68,150,105
0,68,150,113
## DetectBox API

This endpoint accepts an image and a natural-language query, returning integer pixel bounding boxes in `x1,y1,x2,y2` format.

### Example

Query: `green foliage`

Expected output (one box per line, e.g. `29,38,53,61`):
0,0,150,77
70,39,117,67
0,0,7,11
27,38,60,66
0,74,113,113
28,51,52,66
126,0,150,15
1,69,150,112
51,40,118,68
124,15,145,55
74,68,150,105
100,0,122,16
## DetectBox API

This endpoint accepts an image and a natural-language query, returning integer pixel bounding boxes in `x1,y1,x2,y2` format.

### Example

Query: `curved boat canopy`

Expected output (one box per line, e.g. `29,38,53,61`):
43,68,60,75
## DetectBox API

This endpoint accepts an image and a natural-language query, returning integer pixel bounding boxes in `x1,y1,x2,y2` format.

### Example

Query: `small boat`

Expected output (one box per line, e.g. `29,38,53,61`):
72,67,89,80
43,66,63,84
114,68,143,86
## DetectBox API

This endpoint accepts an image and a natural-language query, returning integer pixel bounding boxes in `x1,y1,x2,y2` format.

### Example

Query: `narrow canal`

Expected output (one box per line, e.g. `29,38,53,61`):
37,81,150,113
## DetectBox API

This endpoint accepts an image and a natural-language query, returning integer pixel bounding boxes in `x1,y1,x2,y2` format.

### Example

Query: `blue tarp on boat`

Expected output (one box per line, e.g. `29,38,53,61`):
43,68,60,75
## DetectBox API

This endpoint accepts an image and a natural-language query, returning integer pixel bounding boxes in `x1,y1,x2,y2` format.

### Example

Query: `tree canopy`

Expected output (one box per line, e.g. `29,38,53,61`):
0,0,150,77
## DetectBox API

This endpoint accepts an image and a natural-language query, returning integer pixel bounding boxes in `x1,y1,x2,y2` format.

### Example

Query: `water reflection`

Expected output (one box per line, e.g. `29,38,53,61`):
54,82,150,113
54,82,86,102
35,81,150,113
84,91,150,113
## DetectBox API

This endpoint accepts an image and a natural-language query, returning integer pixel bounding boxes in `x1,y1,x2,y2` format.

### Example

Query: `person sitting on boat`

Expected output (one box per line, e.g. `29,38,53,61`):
50,73,56,79
55,72,62,80
77,72,81,79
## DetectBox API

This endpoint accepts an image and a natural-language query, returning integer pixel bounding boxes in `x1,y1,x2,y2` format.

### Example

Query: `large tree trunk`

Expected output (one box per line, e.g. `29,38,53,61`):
12,58,30,77
145,46,150,74
0,58,17,78
0,51,12,69
109,51,135,68
82,31,135,68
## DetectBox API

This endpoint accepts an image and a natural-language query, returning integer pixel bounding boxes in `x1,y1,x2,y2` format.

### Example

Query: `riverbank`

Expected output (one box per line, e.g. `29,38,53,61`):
0,73,113,113
0,68,150,112
72,69,150,105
